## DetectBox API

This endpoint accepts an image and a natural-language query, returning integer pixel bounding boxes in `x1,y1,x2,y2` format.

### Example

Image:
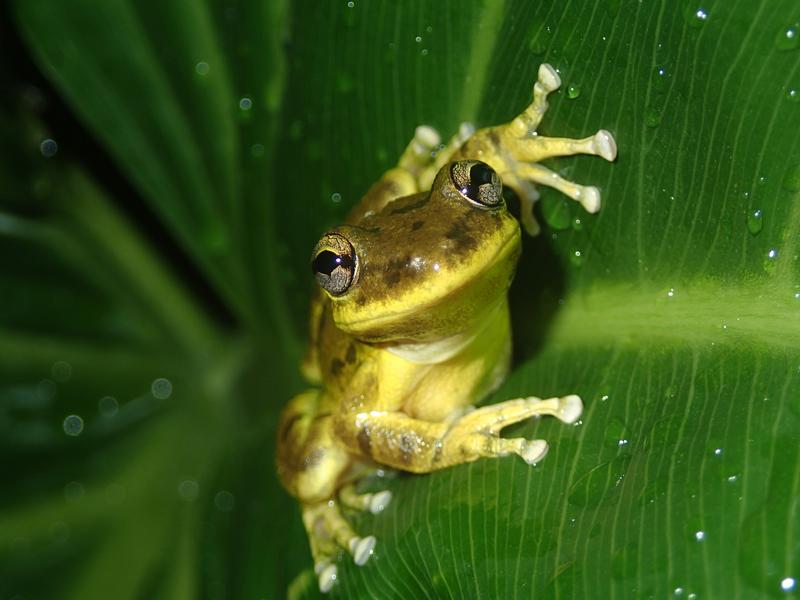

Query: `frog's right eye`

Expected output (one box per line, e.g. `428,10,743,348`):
311,233,358,296
450,160,503,208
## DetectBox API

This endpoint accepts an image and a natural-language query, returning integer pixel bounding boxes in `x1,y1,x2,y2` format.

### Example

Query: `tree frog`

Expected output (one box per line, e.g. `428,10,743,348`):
277,63,617,593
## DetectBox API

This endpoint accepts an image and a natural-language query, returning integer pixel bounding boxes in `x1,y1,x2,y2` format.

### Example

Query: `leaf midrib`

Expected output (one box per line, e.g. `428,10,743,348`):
547,280,800,350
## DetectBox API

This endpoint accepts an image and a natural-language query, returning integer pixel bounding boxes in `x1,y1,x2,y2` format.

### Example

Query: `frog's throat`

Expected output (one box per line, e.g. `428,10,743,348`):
383,300,504,365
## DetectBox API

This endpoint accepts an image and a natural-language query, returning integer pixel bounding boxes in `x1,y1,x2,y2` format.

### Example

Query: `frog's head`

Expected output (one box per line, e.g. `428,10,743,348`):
311,160,521,343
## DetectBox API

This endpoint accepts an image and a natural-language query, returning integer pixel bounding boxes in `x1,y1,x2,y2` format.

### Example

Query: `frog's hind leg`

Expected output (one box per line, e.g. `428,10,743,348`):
456,63,617,235
302,500,378,593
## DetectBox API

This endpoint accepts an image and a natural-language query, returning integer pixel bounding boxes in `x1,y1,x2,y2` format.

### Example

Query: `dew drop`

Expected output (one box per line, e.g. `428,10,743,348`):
570,249,584,267
151,378,173,400
653,66,669,92
239,96,253,110
98,396,119,417
572,217,583,231
415,35,422,43
251,143,265,158
747,208,763,235
776,24,799,51
667,287,675,297
764,248,779,273
566,84,581,99
63,414,84,436
178,479,199,502
787,88,800,103
781,577,797,592
347,0,354,7
40,138,58,157
195,61,210,76
694,530,706,542
331,192,342,203
684,6,709,28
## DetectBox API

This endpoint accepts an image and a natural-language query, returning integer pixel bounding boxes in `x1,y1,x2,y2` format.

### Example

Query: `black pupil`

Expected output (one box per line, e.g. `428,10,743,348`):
312,250,352,275
465,163,496,202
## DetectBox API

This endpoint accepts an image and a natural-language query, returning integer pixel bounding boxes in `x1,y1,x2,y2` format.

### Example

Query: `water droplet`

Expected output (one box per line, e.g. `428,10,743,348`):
331,192,342,203
527,22,552,55
747,208,763,235
415,35,422,43
667,287,675,297
98,396,118,417
570,249,584,267
63,415,84,436
782,165,800,191
40,138,58,157
787,88,800,103
251,143,265,158
347,0,354,7
713,447,723,457
674,587,685,596
421,48,429,56
645,106,662,128
214,490,235,512
605,418,631,447
195,61,210,76
64,481,85,502
51,360,72,382
607,0,621,16
239,97,252,110
776,24,799,51
684,6,709,28
694,530,706,542
566,84,581,99
653,66,669,92
178,479,199,502
781,578,797,592
572,217,583,231
151,378,173,400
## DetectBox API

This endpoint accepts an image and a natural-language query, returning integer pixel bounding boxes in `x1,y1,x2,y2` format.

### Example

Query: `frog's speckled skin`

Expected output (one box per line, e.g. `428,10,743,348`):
276,64,617,593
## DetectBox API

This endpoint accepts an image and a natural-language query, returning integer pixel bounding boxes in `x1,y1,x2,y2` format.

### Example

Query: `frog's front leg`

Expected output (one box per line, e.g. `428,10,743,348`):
334,394,582,473
457,63,617,235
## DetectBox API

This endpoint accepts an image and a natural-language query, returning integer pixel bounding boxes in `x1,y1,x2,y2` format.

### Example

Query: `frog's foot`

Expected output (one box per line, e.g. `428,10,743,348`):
302,495,384,593
419,121,476,190
397,125,441,177
340,483,393,514
457,63,616,235
440,395,583,466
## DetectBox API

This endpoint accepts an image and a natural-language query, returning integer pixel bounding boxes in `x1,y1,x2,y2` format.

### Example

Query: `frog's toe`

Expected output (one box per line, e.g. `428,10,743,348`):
458,121,476,143
538,63,561,92
316,562,338,593
415,125,441,152
557,394,584,424
593,129,618,162
580,186,601,214
521,439,549,464
368,489,392,514
350,535,377,566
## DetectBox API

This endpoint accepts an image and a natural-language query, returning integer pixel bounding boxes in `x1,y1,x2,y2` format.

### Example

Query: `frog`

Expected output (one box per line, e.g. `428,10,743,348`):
277,63,617,593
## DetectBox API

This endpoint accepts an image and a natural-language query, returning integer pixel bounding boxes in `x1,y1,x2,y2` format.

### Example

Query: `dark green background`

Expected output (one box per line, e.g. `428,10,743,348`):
1,1,799,598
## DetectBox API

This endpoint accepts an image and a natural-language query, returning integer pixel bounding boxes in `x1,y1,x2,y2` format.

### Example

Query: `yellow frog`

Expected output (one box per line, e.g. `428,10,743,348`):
277,63,616,593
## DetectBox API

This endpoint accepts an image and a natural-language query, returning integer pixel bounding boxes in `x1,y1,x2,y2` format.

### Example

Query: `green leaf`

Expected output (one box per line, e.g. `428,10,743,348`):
4,0,800,598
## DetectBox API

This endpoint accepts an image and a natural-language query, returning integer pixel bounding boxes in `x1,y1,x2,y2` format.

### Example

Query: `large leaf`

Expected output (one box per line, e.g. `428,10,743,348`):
3,0,800,598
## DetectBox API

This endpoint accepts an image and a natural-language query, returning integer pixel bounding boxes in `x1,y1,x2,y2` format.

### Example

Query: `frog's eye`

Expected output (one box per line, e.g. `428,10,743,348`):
450,160,503,208
311,233,358,296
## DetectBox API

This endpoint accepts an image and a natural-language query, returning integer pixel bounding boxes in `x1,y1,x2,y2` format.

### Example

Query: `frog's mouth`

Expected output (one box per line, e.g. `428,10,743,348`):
336,223,521,341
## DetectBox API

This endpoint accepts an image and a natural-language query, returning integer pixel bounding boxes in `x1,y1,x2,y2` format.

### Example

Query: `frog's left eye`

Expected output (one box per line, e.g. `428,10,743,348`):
311,233,358,296
450,160,503,208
